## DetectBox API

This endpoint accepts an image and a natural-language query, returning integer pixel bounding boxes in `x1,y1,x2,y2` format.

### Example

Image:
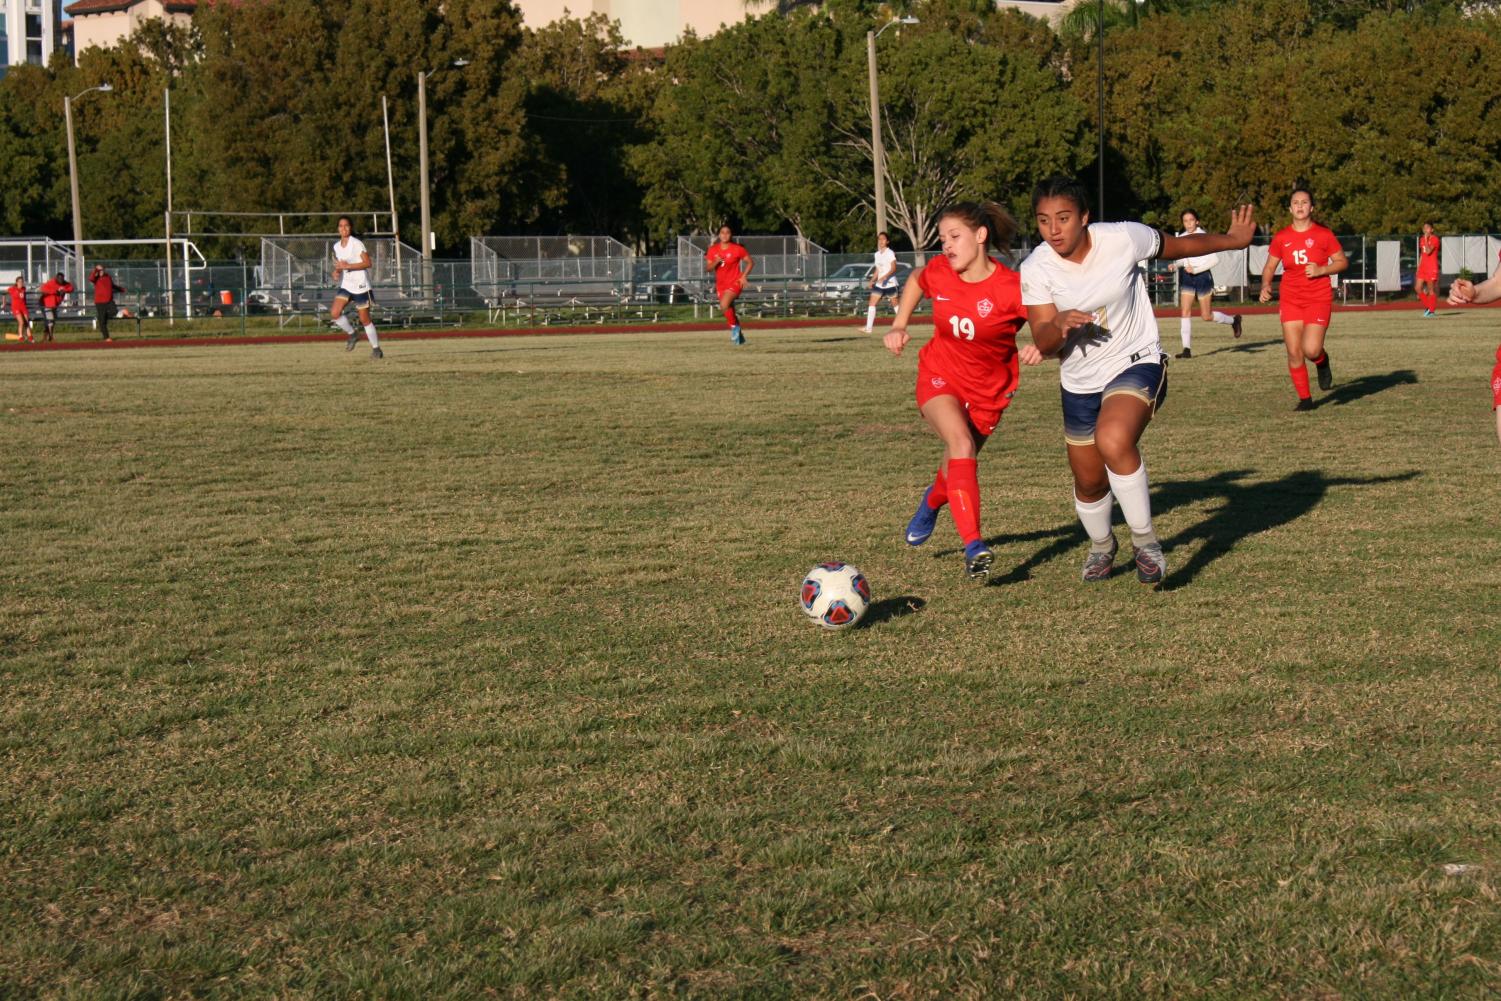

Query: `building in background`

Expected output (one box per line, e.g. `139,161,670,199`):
1,0,69,71
63,0,193,62
513,1,1078,48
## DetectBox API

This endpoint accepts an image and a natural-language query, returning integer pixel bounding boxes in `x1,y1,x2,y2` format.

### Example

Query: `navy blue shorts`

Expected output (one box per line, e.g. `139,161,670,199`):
1061,358,1168,446
335,288,372,307
1179,270,1214,296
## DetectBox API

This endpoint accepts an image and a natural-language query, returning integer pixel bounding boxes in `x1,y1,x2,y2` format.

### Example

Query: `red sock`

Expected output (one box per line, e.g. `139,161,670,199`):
1422,292,1433,311
1426,292,1437,311
724,304,738,328
1309,351,1327,367
928,468,948,509
1289,364,1312,399
945,458,981,545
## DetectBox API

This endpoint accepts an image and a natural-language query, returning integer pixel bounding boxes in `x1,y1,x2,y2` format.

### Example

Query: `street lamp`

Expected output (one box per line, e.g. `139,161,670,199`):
418,58,469,292
867,16,917,237
65,82,113,286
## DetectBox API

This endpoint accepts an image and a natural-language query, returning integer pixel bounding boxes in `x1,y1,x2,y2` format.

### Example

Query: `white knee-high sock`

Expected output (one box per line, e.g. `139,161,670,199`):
1074,492,1116,553
1179,317,1191,350
334,314,355,334
1212,311,1234,325
864,305,876,332
363,323,379,348
1105,462,1156,546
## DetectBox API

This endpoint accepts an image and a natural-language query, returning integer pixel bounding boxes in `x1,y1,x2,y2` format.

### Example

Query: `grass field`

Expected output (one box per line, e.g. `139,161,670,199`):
3,309,1500,998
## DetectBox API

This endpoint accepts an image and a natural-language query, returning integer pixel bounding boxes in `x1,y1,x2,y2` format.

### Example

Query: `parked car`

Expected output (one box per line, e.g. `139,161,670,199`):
817,261,913,299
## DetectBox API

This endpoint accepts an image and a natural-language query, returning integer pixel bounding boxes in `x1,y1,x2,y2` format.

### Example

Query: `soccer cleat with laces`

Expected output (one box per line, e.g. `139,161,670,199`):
1081,540,1118,581
1133,542,1166,586
905,486,940,546
963,540,994,582
1315,353,1333,390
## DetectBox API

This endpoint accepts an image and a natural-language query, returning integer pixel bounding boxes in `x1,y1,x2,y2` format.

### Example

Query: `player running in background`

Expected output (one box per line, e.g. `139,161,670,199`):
705,224,753,345
331,215,382,359
1020,176,1255,585
38,272,73,342
862,231,900,334
1169,208,1242,358
8,277,33,344
1258,186,1348,411
1446,269,1501,445
884,201,1026,582
1416,222,1440,317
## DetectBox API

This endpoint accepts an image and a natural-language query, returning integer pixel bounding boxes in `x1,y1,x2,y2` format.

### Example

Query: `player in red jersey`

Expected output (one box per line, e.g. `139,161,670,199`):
883,201,1026,581
7,277,33,344
38,272,73,342
1447,268,1501,445
1416,222,1440,317
704,224,753,345
1258,185,1348,411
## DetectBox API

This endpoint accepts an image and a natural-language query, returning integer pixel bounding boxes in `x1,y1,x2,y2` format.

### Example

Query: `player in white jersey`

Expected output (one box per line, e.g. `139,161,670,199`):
1170,209,1242,358
331,215,382,359
1019,176,1254,585
862,231,900,333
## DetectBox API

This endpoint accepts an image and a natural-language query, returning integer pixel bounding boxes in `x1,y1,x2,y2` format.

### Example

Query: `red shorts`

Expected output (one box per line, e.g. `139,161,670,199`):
1280,299,1331,327
915,359,1009,436
1491,350,1501,409
1417,261,1438,282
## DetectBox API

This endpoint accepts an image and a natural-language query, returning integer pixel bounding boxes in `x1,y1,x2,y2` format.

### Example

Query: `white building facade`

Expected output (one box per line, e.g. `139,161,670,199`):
1,0,68,69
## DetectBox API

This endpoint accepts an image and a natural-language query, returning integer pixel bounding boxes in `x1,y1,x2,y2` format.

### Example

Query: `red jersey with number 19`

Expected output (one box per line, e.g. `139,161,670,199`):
915,255,1026,415
1270,223,1342,305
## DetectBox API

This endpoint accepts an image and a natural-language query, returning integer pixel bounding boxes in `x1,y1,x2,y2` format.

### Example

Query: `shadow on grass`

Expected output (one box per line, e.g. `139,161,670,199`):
1153,467,1421,589
859,595,927,627
931,467,1421,588
1201,336,1282,357
1322,369,1418,407
809,336,865,344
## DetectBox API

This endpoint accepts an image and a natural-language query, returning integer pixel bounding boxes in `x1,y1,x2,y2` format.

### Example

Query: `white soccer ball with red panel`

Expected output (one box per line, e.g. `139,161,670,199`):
799,562,871,630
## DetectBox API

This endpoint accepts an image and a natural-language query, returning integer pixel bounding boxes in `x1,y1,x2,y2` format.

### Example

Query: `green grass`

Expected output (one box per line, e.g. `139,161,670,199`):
3,310,1500,998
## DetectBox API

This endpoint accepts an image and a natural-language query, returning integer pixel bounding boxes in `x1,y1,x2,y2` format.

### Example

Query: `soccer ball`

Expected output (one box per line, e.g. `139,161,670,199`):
799,562,871,630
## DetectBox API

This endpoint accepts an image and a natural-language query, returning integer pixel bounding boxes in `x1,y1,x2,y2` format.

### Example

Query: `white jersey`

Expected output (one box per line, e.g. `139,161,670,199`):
872,247,898,288
1175,226,1219,274
1020,222,1164,395
335,237,371,295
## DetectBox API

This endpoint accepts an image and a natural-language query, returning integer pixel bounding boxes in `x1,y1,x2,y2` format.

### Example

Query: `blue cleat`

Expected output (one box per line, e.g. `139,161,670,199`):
963,540,994,581
730,325,746,345
905,486,940,546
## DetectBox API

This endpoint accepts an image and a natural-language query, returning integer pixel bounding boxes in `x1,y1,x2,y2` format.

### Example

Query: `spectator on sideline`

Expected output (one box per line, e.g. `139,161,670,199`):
8,277,33,344
89,265,124,342
38,272,74,342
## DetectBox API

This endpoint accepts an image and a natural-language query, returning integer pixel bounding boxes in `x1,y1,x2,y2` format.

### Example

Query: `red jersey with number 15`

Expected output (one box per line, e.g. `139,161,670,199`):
1269,223,1342,304
705,242,749,292
915,255,1026,411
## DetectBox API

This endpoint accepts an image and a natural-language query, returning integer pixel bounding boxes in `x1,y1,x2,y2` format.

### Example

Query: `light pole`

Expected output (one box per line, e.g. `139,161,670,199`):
418,59,468,295
65,82,113,287
1097,0,1105,220
867,16,918,237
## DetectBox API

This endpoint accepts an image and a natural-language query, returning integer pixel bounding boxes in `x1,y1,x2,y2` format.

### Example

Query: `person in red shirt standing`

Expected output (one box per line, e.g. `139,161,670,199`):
1258,185,1348,411
89,265,124,341
704,224,753,345
7,277,33,344
1416,222,1440,317
38,272,74,342
883,201,1026,581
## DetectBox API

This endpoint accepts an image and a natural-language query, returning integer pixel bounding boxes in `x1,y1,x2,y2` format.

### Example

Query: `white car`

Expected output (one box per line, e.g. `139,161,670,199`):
817,261,912,299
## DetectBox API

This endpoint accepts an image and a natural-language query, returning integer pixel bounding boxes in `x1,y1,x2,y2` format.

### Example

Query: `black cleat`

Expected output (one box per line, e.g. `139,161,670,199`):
1175,348,1192,359
1231,314,1243,339
1133,542,1166,586
964,543,994,582
345,330,358,351
1294,397,1316,412
1315,354,1332,390
371,347,384,359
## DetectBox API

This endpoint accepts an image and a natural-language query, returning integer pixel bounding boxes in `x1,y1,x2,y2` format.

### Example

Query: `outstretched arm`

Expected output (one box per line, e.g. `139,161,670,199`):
1158,204,1256,261
882,269,928,357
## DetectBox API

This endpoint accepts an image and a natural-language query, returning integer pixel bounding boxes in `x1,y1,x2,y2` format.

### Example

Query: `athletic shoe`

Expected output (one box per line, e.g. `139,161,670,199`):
963,541,994,582
905,486,940,546
1315,353,1333,391
345,329,358,351
1081,540,1118,581
1133,542,1166,586
1423,309,1434,318
371,347,384,359
1231,314,1243,338
730,325,746,345
1175,348,1192,359
1294,397,1316,412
